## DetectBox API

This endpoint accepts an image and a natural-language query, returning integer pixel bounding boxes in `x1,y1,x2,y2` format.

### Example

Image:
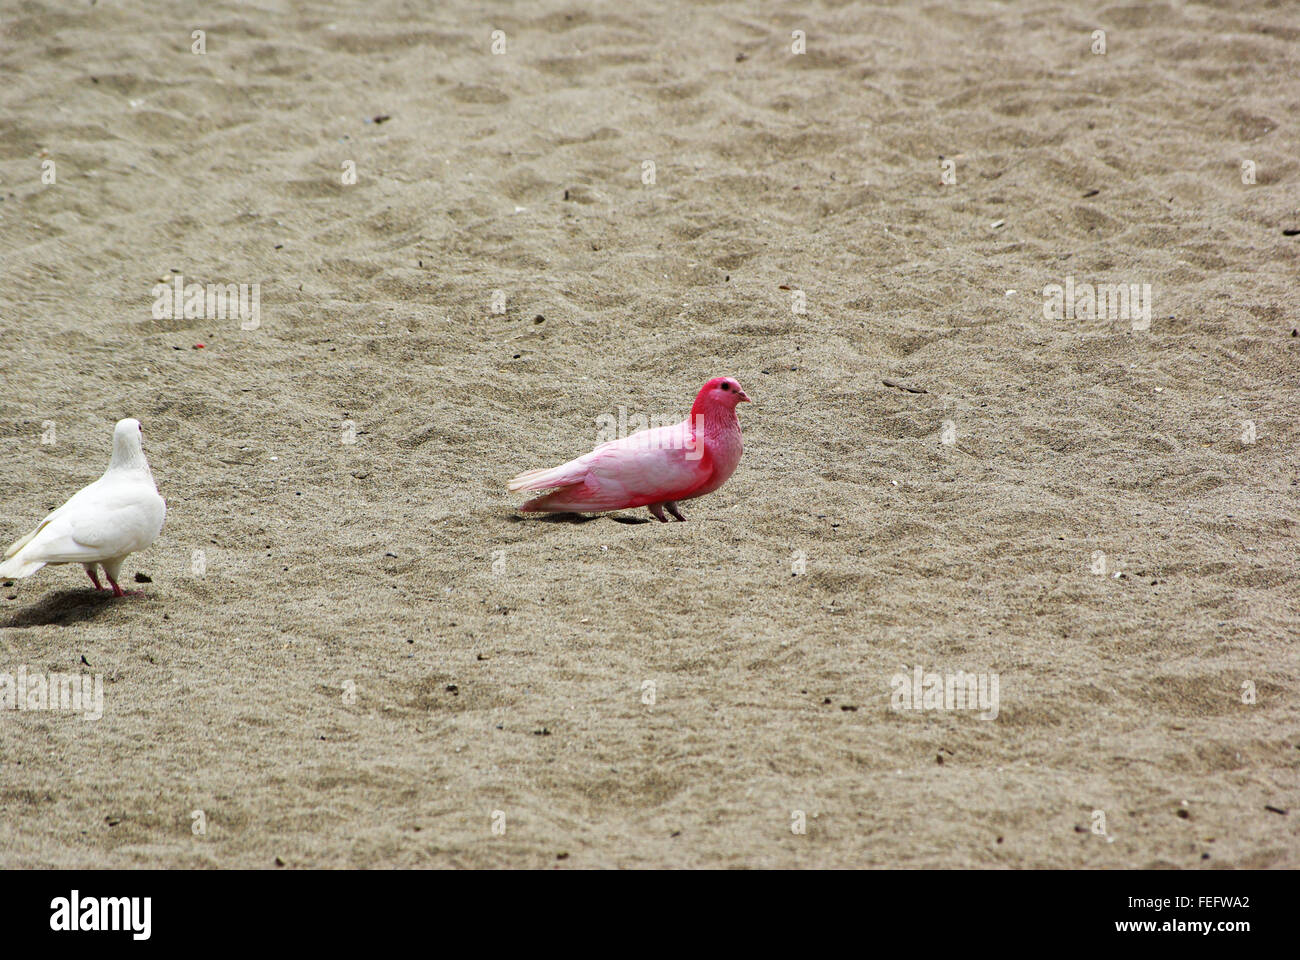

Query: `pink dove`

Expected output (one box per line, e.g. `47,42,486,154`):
508,376,750,521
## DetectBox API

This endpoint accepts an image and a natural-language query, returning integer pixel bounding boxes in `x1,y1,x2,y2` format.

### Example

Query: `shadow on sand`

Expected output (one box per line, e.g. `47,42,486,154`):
507,512,652,525
1,589,127,628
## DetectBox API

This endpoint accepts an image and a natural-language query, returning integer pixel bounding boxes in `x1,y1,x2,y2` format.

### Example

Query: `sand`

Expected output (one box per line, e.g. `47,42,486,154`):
0,0,1296,868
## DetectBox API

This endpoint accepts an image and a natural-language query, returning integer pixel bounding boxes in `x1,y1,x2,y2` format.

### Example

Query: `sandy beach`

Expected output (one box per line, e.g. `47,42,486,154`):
0,0,1296,868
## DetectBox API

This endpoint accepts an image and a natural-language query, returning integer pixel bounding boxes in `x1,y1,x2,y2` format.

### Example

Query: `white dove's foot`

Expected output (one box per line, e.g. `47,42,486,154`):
105,577,144,598
85,569,110,591
665,501,687,521
647,503,669,522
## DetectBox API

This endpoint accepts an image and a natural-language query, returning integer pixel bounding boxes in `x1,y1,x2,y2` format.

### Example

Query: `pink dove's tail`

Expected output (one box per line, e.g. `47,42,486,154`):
517,486,585,513
508,468,569,494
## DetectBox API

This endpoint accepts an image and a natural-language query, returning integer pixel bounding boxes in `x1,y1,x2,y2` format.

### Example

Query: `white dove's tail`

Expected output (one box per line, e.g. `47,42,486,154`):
507,461,586,493
0,551,45,578
2,522,49,577
1,520,50,572
5,525,41,559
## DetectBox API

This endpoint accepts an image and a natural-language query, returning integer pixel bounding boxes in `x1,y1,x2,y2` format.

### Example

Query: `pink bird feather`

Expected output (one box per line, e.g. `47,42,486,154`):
509,376,750,522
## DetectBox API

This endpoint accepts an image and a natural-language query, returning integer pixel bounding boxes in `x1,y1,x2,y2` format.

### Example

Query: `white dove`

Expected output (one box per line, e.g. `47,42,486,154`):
0,418,166,597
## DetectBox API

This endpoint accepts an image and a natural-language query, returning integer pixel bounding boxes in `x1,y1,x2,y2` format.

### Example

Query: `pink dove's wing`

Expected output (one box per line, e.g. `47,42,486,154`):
511,420,714,512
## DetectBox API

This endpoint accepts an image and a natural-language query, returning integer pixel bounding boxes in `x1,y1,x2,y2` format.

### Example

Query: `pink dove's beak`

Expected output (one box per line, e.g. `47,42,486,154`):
737,389,751,403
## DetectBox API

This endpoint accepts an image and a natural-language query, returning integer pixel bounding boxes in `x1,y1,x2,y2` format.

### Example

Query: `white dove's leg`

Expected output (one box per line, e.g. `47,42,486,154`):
83,563,108,591
647,503,669,522
101,556,142,598
664,501,687,521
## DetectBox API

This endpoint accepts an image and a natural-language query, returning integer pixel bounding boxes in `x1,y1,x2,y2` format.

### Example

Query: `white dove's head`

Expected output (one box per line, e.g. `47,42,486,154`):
109,418,149,471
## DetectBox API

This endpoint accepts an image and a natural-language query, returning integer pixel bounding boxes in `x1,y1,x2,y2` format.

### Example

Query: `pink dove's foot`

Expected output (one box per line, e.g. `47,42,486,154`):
665,501,687,521
648,503,669,522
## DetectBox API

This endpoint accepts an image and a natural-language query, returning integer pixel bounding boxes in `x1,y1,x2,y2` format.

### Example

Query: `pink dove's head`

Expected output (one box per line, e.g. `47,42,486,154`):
693,376,751,415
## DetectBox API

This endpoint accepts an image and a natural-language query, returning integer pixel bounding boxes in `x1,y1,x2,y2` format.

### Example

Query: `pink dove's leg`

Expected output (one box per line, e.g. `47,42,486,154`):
647,503,669,522
665,501,687,521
